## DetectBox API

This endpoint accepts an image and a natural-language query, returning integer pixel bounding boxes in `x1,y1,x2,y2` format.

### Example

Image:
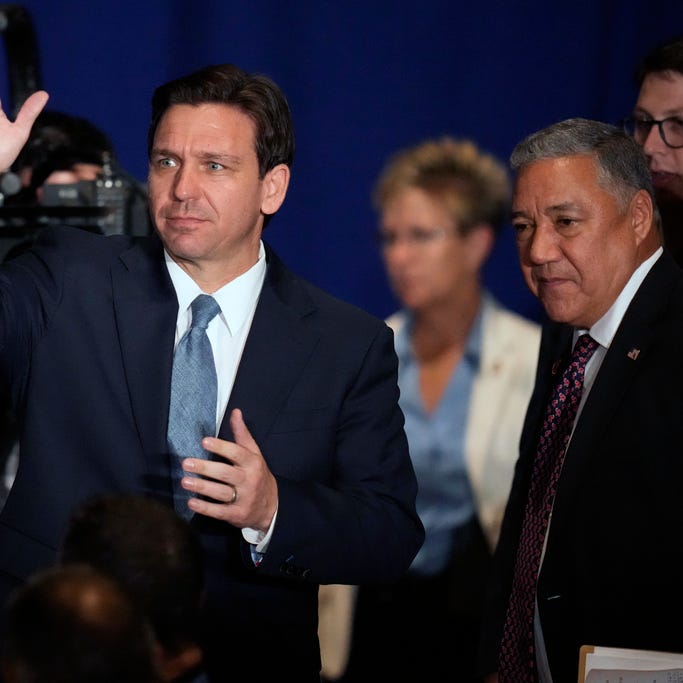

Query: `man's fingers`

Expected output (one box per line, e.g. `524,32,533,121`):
229,408,260,453
17,90,50,125
0,90,49,172
16,91,49,130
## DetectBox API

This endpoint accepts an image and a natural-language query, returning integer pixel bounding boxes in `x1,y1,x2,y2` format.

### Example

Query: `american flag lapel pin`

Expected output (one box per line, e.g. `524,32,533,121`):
627,348,640,360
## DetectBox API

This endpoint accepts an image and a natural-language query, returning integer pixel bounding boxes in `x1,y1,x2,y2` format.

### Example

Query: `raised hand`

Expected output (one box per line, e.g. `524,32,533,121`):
0,90,49,172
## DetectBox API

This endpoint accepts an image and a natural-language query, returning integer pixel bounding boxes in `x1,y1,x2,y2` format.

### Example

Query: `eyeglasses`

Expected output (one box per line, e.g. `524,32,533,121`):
622,115,683,149
376,226,449,249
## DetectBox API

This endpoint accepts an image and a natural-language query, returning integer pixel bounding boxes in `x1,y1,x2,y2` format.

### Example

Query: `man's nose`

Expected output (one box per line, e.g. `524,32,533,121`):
525,223,561,265
173,166,199,200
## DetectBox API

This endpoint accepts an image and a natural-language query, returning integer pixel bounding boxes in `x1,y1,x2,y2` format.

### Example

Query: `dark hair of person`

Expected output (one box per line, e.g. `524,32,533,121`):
58,493,205,657
147,63,295,178
8,110,114,205
635,33,683,84
2,564,160,683
13,110,113,175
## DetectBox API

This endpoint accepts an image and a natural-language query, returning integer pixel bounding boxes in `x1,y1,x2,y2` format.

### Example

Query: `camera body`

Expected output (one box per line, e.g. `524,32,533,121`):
40,173,133,236
38,152,152,238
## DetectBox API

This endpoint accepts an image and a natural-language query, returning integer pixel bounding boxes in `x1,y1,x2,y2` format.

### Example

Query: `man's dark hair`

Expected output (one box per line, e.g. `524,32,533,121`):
2,564,160,683
58,494,205,658
147,63,295,178
635,34,683,84
13,110,113,176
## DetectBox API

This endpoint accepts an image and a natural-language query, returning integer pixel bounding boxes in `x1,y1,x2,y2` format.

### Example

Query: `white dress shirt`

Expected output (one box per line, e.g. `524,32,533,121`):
165,241,276,554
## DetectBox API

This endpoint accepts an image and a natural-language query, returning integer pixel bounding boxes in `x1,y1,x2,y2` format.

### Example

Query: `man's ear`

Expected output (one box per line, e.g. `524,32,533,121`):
630,188,655,244
261,163,290,216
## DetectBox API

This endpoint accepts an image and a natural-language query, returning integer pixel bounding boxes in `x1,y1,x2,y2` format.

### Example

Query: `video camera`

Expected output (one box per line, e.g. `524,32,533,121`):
38,154,149,236
0,156,150,244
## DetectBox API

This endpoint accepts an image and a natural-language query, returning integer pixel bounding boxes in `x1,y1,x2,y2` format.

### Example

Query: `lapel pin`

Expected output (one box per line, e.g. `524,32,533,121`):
627,348,640,360
551,360,561,374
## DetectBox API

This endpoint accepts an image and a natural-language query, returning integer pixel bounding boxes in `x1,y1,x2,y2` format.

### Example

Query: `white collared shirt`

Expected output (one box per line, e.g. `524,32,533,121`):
165,242,266,427
165,241,276,554
575,246,662,415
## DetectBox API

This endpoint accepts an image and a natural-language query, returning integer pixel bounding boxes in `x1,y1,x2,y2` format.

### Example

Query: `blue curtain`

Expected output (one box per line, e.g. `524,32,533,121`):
5,0,682,321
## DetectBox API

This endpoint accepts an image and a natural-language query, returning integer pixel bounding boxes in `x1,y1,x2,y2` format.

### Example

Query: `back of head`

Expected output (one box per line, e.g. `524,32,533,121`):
16,110,114,167
13,110,114,195
636,33,683,83
58,494,205,658
2,564,160,683
147,63,295,179
372,136,511,236
510,117,659,228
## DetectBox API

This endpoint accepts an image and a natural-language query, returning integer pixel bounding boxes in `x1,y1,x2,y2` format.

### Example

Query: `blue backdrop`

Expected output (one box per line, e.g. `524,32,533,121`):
2,1,682,322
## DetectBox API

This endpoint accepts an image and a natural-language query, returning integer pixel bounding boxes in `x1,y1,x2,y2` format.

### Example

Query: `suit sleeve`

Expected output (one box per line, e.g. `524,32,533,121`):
0,237,64,404
255,320,424,585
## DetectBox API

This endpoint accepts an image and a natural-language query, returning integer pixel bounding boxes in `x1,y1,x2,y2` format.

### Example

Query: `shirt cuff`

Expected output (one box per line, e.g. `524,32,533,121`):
241,505,278,554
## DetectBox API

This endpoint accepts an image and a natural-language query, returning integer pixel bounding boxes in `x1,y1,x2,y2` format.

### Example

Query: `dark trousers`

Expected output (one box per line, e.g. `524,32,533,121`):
335,519,491,683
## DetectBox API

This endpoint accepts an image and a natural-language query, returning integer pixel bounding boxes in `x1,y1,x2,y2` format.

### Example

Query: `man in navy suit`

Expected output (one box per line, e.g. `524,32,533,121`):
478,118,683,683
0,65,423,682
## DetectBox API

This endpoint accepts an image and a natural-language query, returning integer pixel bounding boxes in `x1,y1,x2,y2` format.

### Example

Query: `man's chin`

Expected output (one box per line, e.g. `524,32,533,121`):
538,295,579,325
161,231,203,254
164,239,207,265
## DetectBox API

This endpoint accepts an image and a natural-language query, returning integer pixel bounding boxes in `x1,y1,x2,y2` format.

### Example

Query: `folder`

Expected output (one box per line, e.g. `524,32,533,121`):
578,644,683,683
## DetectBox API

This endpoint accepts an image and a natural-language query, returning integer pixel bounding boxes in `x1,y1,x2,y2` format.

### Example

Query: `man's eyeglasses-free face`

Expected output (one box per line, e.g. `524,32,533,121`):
622,115,683,149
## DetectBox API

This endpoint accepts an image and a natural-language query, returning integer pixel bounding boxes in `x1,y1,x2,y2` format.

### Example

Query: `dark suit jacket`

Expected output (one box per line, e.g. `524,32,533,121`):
0,226,424,681
478,250,683,683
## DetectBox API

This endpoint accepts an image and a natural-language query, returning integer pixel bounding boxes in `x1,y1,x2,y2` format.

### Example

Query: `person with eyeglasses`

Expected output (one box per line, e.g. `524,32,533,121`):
318,137,541,683
624,34,683,265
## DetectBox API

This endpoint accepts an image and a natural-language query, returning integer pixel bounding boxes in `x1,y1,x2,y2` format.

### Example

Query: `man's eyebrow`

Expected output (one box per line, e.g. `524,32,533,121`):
150,147,243,165
195,150,243,164
511,203,581,219
546,202,582,213
150,146,173,157
634,105,683,118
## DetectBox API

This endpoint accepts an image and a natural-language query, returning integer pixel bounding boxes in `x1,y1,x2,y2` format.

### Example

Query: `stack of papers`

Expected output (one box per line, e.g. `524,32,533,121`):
579,645,683,683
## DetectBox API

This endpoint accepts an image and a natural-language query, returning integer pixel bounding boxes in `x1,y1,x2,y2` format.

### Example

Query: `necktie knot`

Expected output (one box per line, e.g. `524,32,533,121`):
573,333,598,365
190,294,221,331
566,334,598,388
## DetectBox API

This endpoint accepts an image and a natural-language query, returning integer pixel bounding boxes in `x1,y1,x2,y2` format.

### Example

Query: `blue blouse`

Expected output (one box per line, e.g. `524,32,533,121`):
393,307,483,576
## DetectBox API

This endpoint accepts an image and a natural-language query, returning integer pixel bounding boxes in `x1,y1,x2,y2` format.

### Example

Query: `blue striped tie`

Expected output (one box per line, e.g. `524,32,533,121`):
167,294,221,520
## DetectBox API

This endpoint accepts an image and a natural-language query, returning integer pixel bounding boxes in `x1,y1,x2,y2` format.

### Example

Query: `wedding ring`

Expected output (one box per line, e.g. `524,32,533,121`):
228,485,238,504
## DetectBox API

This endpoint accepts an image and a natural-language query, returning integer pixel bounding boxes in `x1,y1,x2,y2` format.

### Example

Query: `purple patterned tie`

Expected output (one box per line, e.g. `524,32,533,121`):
498,333,598,683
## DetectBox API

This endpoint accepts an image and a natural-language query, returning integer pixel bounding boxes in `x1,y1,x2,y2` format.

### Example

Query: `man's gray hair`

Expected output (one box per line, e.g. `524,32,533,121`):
510,118,658,221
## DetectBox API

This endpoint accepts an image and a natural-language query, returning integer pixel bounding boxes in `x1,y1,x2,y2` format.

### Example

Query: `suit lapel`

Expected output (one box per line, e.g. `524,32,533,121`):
111,236,177,465
217,244,318,446
109,239,320,482
519,324,572,471
465,302,516,492
549,252,681,534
